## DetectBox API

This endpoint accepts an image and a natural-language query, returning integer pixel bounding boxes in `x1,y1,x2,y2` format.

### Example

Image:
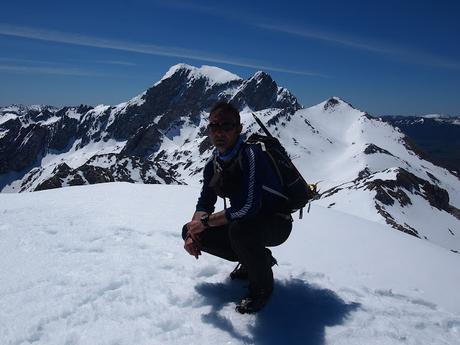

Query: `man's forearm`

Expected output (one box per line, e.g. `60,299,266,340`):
208,210,228,227
191,210,228,227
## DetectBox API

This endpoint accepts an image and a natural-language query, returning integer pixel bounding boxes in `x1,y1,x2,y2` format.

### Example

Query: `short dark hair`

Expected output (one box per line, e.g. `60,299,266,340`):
209,101,240,124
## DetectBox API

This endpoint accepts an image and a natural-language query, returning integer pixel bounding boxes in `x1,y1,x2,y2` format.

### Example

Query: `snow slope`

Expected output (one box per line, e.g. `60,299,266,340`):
1,183,459,345
155,63,242,88
271,98,460,253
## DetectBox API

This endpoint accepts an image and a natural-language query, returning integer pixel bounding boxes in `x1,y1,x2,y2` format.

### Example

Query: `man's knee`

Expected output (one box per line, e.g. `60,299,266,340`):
181,224,188,241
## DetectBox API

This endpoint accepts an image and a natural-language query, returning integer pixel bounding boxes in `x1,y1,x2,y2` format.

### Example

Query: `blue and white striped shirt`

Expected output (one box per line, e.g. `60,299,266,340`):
196,140,287,220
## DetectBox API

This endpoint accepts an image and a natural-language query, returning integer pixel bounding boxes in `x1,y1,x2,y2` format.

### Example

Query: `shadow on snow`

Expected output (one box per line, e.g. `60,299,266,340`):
195,278,360,345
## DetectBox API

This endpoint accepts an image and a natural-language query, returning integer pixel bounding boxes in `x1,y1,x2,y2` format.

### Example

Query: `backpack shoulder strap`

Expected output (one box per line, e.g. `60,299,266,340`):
264,149,284,186
234,141,249,170
243,138,284,186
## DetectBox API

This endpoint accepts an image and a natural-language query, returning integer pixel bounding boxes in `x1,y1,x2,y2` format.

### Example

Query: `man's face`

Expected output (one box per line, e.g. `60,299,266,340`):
208,111,242,154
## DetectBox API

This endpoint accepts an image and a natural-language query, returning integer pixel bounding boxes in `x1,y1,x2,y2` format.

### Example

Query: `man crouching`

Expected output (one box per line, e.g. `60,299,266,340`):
182,101,292,314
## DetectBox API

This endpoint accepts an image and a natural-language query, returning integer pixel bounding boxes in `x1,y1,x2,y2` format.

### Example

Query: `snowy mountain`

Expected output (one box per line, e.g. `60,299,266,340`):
0,183,459,345
0,64,300,191
272,98,460,253
1,64,459,254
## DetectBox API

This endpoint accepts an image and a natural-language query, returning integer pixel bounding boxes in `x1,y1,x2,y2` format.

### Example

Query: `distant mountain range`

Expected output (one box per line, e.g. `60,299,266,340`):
0,63,459,253
379,115,460,174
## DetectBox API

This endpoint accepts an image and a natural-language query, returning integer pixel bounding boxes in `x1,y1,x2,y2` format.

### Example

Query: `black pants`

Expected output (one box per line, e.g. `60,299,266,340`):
182,214,292,292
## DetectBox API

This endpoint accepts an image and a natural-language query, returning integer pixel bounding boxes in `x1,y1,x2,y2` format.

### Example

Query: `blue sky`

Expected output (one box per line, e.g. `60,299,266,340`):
0,0,459,115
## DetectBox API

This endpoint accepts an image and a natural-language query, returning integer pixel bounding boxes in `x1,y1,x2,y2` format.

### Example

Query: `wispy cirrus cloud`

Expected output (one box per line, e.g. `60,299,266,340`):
257,23,460,71
96,60,137,66
150,2,460,72
0,24,324,77
71,59,138,67
0,56,137,67
0,57,138,77
0,64,104,77
0,57,59,66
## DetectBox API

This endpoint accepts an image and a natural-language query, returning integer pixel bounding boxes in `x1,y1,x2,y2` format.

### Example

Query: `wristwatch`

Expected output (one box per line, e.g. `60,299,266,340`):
200,214,210,228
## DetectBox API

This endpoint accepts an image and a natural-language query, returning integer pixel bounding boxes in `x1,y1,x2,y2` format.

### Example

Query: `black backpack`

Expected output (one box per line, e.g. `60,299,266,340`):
210,113,318,217
245,133,317,216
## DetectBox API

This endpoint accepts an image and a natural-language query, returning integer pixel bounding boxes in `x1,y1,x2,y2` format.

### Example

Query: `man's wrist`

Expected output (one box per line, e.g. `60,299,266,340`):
192,211,207,221
200,214,210,228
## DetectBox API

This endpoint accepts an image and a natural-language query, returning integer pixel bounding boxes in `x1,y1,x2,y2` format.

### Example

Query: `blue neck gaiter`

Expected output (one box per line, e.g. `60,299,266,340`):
214,136,244,162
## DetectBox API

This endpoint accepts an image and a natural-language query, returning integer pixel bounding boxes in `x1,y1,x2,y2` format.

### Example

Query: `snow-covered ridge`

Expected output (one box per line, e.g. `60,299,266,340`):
382,114,460,125
0,104,85,126
156,63,242,87
0,113,18,125
423,114,445,119
0,104,57,113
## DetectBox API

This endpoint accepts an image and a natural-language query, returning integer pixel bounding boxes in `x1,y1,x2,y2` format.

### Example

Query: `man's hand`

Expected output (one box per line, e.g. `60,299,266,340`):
184,236,201,259
186,220,206,241
184,219,206,259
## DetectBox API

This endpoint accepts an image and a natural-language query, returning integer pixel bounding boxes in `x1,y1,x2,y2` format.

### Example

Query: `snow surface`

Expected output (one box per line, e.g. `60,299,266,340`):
65,108,83,121
40,116,60,125
156,63,242,87
1,183,459,345
364,168,399,182
422,114,444,119
0,113,18,125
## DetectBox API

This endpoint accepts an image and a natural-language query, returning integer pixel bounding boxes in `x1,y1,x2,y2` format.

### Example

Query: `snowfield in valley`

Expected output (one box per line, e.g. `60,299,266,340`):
1,183,459,345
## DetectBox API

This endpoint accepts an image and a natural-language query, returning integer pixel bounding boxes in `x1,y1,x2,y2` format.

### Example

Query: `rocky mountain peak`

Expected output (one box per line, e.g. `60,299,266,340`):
76,104,94,114
323,96,355,111
251,70,272,81
246,70,276,89
229,70,301,112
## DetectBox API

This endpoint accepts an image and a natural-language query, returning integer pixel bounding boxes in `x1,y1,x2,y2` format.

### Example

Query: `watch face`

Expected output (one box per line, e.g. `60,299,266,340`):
200,214,209,226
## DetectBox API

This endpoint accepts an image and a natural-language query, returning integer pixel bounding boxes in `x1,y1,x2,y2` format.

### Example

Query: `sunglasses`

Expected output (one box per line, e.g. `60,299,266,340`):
207,122,238,132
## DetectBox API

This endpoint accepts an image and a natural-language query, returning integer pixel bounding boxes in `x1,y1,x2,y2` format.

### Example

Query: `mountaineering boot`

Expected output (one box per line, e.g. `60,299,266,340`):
229,250,278,280
235,288,273,314
229,262,248,280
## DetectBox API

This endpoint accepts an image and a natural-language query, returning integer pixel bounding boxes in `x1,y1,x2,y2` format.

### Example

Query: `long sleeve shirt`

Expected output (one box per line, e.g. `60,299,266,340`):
196,142,288,221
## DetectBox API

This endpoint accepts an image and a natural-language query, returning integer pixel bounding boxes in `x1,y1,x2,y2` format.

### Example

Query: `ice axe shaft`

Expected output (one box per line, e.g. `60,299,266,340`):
252,113,273,138
251,113,309,187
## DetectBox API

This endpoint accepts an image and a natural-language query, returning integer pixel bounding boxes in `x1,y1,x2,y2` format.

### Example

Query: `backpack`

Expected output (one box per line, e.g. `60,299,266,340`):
245,133,317,216
209,113,318,217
